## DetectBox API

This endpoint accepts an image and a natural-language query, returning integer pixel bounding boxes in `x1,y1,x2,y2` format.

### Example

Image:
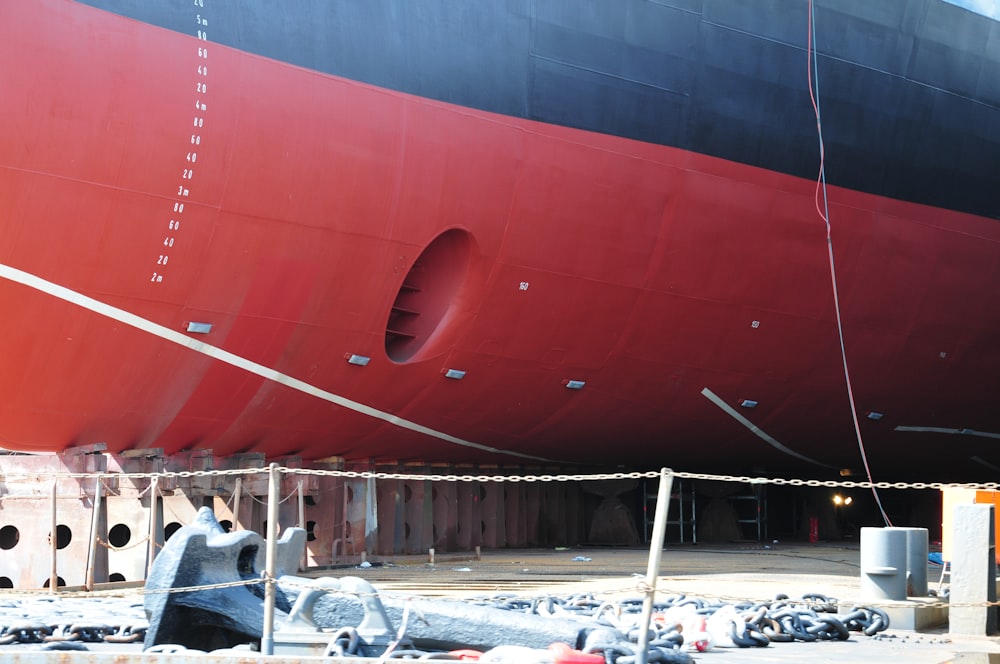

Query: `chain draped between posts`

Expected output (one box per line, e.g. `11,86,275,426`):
2,463,988,601
4,464,998,490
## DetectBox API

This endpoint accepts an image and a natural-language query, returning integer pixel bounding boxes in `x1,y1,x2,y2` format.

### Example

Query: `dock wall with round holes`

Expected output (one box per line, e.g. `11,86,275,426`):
0,450,108,589
3,454,998,594
0,451,591,589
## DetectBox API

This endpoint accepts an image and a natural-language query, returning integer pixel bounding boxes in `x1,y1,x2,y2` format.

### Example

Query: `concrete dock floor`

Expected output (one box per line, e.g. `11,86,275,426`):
317,541,999,663
3,542,1000,663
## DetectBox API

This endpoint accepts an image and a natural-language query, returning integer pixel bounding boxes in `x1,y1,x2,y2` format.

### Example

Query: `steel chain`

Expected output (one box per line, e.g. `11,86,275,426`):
104,623,148,643
0,589,869,657
69,623,112,642
324,626,362,657
0,620,148,647
41,624,78,643
0,589,904,658
0,621,52,644
464,590,889,662
5,465,1000,492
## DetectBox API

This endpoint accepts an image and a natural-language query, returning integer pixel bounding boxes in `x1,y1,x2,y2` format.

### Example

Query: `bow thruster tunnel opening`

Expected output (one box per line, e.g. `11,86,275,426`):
384,228,482,363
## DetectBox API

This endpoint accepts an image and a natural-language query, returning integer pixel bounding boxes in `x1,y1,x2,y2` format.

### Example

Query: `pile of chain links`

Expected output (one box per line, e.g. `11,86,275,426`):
0,591,891,661
469,591,889,661
0,589,889,659
0,595,148,648
716,593,890,645
297,590,890,663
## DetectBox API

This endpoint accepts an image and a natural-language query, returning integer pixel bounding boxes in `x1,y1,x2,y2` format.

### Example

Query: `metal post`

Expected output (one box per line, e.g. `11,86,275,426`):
637,468,673,664
341,477,351,557
146,476,159,577
50,480,58,593
232,476,242,531
85,475,103,591
261,463,280,655
297,479,305,528
298,479,306,571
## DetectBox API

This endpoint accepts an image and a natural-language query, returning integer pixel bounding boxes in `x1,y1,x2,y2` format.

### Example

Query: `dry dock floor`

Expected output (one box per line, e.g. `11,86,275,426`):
4,542,1000,663
331,542,998,663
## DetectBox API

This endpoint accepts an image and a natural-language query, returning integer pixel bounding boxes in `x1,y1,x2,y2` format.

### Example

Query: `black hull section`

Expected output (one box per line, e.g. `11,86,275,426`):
81,0,1000,220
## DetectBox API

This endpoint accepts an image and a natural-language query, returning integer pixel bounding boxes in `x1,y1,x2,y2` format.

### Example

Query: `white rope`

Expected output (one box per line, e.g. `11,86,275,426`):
806,0,890,525
0,570,976,611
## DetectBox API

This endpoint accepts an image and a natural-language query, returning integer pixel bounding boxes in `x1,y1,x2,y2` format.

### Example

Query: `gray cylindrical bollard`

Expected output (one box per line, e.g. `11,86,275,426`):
901,527,929,597
860,527,907,601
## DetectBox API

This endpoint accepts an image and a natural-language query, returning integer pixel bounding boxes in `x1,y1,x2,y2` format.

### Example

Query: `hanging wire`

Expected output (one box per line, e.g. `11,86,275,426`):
807,0,891,526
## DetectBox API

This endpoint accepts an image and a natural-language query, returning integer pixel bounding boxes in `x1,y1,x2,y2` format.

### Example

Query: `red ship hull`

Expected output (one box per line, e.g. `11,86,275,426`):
2,0,999,480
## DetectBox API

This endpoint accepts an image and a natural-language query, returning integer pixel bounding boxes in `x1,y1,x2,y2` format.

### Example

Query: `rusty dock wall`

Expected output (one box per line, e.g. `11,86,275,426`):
0,450,590,589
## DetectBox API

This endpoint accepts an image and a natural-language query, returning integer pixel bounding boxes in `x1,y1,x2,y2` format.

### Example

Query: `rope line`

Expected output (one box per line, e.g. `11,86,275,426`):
806,0,891,526
0,571,986,612
96,534,152,553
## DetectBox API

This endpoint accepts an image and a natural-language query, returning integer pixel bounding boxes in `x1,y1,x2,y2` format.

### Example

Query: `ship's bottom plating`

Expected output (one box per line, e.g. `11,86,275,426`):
0,0,998,478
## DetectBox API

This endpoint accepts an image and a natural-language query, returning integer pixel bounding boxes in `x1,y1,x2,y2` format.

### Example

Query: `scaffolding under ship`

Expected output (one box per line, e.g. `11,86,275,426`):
1,0,999,483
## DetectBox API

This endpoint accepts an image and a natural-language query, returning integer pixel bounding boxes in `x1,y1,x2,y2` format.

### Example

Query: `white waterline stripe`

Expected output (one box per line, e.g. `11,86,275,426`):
701,387,836,468
895,425,1000,441
0,263,550,462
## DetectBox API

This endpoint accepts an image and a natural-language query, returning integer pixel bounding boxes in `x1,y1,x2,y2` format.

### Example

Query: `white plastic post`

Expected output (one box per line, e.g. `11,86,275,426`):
146,476,159,576
261,463,280,655
298,479,307,571
232,476,242,531
637,468,673,664
49,480,58,593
